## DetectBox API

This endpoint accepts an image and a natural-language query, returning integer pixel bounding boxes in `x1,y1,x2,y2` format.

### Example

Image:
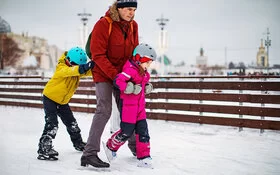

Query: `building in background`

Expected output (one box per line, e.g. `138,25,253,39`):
7,32,63,72
196,48,208,68
0,16,11,33
196,48,208,74
0,16,12,70
0,17,63,75
256,39,268,68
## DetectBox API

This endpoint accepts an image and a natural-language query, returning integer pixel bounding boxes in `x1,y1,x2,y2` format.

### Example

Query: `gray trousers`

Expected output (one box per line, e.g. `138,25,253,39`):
83,82,135,157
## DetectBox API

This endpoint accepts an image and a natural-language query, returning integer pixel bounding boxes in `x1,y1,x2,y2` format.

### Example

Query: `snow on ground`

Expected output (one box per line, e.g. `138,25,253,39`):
0,106,280,175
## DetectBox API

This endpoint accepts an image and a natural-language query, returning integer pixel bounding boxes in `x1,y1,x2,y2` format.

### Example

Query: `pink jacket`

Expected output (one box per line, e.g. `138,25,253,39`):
114,59,150,123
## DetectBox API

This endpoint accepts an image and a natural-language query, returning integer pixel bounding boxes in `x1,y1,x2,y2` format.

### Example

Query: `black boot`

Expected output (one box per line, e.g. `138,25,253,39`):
37,135,59,160
128,139,136,156
73,141,86,151
81,155,110,168
128,146,136,156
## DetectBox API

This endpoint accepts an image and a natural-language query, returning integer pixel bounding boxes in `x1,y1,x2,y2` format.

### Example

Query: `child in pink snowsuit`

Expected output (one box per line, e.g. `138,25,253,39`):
105,43,157,168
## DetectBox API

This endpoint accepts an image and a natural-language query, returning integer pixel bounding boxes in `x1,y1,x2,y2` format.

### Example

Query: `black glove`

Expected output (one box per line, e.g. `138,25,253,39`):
78,61,94,74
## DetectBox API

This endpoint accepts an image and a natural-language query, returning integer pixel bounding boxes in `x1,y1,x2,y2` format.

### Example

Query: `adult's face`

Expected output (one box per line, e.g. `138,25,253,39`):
118,7,137,21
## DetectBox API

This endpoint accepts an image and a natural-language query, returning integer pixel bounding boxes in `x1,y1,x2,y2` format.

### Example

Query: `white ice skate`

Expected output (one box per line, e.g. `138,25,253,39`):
102,141,117,162
137,157,153,169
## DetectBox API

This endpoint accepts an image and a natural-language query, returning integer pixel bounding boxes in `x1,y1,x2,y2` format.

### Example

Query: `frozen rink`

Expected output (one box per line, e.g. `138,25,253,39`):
1,106,280,175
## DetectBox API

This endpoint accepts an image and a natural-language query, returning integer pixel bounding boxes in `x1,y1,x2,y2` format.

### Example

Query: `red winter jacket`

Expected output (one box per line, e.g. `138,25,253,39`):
90,4,139,83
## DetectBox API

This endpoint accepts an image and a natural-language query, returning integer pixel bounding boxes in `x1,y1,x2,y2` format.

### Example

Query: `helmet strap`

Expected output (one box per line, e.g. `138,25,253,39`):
133,54,141,65
65,58,72,67
135,54,140,61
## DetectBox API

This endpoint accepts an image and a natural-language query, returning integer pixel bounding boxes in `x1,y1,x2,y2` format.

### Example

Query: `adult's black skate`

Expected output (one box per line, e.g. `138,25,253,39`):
81,155,110,168
73,141,86,151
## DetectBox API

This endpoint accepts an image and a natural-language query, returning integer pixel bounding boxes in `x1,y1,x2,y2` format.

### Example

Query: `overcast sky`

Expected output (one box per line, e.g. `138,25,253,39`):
1,0,280,66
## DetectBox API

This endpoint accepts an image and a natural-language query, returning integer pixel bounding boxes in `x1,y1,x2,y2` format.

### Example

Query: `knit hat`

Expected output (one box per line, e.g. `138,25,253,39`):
116,0,137,8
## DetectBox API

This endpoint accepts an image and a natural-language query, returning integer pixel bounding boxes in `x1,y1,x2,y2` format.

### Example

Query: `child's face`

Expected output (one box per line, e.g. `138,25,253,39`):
140,60,153,71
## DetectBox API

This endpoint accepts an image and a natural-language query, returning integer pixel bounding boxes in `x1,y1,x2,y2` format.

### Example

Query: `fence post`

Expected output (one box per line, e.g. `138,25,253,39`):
199,78,204,116
41,72,44,80
165,81,168,113
238,77,244,131
260,77,267,133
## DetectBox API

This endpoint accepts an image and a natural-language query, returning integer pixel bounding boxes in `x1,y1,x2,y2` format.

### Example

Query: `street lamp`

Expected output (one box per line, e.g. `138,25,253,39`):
77,9,92,26
156,14,169,31
264,28,271,68
77,9,92,47
156,14,169,75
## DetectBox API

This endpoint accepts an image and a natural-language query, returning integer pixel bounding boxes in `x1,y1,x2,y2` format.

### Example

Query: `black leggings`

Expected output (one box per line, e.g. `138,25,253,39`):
40,95,82,144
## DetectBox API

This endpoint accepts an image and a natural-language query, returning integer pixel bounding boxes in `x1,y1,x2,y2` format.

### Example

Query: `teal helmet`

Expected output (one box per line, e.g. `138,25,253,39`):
66,47,88,65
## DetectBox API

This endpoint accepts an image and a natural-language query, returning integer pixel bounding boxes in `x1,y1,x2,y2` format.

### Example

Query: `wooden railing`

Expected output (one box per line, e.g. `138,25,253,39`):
0,75,280,131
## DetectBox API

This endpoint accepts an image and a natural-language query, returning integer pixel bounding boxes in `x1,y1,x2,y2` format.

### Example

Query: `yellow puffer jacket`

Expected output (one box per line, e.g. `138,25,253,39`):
43,53,92,105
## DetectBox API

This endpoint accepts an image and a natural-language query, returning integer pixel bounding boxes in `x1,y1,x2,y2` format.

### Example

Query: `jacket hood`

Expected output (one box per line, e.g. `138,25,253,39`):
58,51,67,64
105,1,135,22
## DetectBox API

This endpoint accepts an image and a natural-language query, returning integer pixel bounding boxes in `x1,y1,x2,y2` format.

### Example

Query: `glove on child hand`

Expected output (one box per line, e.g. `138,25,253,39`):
145,83,153,94
124,82,134,94
79,61,94,74
124,82,142,95
133,84,142,95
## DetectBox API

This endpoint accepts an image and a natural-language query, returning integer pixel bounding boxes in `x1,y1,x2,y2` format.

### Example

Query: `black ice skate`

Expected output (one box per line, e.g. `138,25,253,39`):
37,148,59,161
73,141,86,151
81,155,110,168
37,135,59,161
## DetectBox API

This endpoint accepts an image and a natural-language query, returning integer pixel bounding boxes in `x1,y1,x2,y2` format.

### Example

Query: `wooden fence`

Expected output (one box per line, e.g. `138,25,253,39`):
0,75,280,131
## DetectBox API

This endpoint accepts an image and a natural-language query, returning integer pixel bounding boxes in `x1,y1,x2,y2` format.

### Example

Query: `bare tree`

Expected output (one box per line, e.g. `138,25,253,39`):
0,34,25,69
237,62,246,69
228,62,235,69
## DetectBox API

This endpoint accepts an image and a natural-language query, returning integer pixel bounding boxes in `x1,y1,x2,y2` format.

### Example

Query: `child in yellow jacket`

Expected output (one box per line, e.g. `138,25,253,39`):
37,47,93,160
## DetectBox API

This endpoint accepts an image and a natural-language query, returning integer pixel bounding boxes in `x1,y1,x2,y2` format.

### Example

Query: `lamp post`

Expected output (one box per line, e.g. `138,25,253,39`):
264,28,271,68
77,9,92,47
156,14,169,75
